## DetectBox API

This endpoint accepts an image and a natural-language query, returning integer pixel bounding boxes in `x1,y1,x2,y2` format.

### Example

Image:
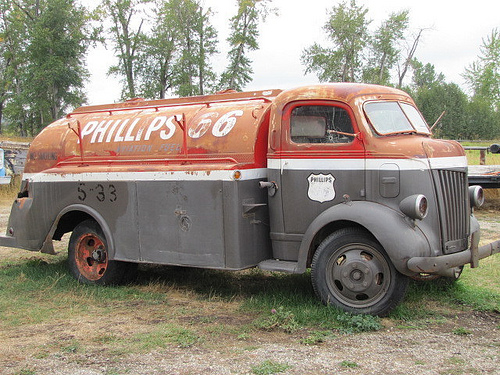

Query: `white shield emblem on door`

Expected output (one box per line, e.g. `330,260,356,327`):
307,173,335,203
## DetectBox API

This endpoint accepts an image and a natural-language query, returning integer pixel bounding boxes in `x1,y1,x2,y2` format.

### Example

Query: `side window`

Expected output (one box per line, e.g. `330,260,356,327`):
290,105,354,144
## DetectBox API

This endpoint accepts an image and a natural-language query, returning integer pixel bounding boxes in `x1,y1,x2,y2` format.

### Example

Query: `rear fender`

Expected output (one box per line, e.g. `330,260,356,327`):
296,201,431,276
44,204,116,258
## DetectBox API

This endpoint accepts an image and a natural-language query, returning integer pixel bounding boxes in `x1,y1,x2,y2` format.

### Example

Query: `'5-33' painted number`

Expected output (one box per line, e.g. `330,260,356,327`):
78,183,118,203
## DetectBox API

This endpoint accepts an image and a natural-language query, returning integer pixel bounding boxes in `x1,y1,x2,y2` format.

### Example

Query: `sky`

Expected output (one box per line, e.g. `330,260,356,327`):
84,0,500,105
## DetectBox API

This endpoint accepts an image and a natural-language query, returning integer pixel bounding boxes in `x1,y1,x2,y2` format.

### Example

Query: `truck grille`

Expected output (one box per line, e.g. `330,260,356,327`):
434,170,469,254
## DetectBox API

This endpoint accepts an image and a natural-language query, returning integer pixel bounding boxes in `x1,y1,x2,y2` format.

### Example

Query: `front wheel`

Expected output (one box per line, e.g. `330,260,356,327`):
311,228,409,316
68,219,136,285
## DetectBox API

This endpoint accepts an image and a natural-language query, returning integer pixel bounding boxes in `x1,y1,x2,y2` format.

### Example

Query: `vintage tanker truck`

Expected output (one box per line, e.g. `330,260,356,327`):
1,83,499,315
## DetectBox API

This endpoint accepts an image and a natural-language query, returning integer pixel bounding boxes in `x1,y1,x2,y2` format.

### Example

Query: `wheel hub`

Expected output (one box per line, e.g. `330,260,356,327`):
351,269,363,281
92,248,106,263
328,247,390,307
340,260,373,292
75,233,109,281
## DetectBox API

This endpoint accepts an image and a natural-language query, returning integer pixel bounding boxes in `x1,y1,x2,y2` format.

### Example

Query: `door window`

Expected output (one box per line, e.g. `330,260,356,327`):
290,105,355,144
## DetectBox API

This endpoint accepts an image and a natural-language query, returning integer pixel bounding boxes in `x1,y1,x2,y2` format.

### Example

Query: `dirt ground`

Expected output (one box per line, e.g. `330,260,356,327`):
0,198,499,375
2,311,499,375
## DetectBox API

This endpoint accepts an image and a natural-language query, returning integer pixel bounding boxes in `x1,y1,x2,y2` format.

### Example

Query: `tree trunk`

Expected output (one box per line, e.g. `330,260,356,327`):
398,29,423,88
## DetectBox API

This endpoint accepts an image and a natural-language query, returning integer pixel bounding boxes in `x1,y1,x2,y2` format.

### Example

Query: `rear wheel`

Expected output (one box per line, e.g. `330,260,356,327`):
311,228,409,316
68,219,136,285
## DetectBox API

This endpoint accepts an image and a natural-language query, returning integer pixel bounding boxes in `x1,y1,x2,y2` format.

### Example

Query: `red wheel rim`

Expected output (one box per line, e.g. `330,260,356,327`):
74,233,108,281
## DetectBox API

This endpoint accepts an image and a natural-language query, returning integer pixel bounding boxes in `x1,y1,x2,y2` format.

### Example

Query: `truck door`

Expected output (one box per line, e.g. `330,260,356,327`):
277,101,366,236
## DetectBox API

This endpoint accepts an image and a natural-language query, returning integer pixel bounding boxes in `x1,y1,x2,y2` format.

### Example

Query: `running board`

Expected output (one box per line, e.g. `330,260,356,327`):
258,259,299,273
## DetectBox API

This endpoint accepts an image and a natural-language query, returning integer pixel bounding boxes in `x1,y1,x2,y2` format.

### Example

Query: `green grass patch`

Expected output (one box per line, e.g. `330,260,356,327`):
300,330,333,345
465,150,500,165
87,324,200,355
340,360,359,368
15,369,36,375
0,255,168,326
251,360,291,375
132,325,200,350
237,271,382,333
459,255,500,294
452,327,472,336
389,260,500,322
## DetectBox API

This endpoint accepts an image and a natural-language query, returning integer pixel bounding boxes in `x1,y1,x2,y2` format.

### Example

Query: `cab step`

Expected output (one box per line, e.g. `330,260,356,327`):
258,259,299,273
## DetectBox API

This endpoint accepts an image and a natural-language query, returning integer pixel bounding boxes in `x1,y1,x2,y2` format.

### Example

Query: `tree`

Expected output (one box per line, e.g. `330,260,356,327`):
363,10,409,85
169,0,218,97
195,4,218,95
301,0,370,82
136,0,178,99
411,59,500,140
0,0,14,134
396,28,425,88
465,97,500,139
27,0,90,123
0,0,32,134
3,0,92,136
219,0,276,91
301,2,424,88
112,0,217,100
464,28,500,110
101,0,148,99
410,59,444,89
415,83,468,139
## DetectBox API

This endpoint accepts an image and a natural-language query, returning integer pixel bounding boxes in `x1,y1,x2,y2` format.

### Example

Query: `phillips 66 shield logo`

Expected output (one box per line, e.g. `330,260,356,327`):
307,173,335,203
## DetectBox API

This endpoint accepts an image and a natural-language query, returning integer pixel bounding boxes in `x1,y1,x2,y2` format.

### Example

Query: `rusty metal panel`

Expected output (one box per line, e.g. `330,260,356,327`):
24,90,279,176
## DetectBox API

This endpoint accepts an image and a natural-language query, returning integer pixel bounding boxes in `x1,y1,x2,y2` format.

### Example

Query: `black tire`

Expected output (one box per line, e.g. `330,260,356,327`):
311,228,409,316
68,219,137,285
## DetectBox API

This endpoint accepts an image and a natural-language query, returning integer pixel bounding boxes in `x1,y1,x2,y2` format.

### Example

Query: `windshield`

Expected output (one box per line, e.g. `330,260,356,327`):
364,101,431,135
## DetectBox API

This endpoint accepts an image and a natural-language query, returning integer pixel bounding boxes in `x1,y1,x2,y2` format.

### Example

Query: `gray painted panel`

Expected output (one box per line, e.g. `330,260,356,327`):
267,169,284,234
281,168,365,234
7,180,141,258
379,163,400,198
11,178,272,269
222,179,271,269
137,181,225,267
366,168,443,255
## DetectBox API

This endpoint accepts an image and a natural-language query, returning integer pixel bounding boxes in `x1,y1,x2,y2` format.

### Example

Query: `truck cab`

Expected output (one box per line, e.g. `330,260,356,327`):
259,84,487,314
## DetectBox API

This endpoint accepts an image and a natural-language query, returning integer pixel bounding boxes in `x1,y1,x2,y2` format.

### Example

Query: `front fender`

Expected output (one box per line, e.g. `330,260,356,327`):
296,201,432,276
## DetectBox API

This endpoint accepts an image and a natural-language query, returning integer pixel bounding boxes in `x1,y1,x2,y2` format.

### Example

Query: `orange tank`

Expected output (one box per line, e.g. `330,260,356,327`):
25,89,282,175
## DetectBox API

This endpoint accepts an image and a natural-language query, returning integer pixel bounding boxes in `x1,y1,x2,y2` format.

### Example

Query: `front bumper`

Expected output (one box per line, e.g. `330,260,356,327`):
407,232,500,275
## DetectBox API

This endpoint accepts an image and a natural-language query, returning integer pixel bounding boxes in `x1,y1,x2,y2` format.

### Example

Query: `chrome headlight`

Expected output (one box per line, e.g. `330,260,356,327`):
399,194,428,220
469,185,484,208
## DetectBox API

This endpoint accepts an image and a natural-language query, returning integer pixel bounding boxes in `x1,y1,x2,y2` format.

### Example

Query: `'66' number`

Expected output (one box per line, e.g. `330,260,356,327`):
188,110,243,139
77,183,118,203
